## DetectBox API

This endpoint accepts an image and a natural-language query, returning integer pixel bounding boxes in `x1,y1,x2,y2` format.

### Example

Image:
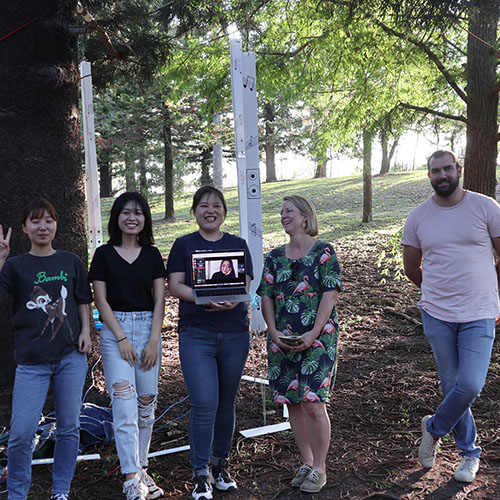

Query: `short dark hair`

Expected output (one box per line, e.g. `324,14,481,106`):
21,199,58,226
427,150,460,171
108,192,154,246
190,186,227,216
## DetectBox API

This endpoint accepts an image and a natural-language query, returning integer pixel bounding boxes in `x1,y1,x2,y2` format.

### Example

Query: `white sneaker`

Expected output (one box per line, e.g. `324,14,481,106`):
139,469,164,499
210,459,237,491
418,415,440,468
192,475,213,500
454,457,480,483
123,477,148,500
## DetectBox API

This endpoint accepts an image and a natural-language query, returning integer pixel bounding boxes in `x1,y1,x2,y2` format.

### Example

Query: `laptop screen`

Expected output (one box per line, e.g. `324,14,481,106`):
191,250,246,289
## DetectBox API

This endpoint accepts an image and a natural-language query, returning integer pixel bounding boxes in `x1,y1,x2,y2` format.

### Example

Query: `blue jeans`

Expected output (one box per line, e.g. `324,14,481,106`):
100,311,161,474
420,309,495,457
7,349,88,500
179,327,249,476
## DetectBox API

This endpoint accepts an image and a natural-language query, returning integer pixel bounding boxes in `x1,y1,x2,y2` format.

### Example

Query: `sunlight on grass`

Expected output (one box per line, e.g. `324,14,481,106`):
96,170,433,256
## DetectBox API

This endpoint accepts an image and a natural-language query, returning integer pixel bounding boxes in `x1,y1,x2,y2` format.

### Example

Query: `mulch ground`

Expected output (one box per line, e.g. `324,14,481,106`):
0,234,498,499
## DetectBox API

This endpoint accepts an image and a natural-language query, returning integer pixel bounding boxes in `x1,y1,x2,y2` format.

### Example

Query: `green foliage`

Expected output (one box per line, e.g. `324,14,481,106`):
376,227,407,283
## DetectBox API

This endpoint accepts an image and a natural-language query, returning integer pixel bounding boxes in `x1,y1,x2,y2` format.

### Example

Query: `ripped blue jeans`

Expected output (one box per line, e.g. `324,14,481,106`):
100,311,161,474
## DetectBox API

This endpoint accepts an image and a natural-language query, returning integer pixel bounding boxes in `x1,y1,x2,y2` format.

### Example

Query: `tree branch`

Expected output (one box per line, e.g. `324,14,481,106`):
495,132,500,143
76,1,122,59
373,19,469,105
399,102,468,124
256,30,331,60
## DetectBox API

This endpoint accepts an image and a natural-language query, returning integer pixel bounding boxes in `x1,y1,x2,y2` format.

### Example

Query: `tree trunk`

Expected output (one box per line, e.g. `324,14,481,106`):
362,128,373,223
138,146,147,196
388,137,398,168
163,103,174,220
264,101,277,182
380,128,390,175
199,146,213,186
99,145,113,198
0,2,87,390
463,0,499,197
314,159,327,178
125,153,136,192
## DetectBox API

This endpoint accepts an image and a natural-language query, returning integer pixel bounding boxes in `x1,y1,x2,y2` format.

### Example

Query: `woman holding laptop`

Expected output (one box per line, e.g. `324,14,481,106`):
167,186,253,500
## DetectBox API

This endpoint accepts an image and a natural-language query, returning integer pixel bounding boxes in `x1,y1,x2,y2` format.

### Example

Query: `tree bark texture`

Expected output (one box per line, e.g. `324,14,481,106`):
380,128,390,175
163,104,174,220
199,146,213,186
99,149,113,198
138,146,147,196
264,101,277,182
0,2,87,389
124,153,136,192
362,128,373,223
463,0,499,197
314,159,327,178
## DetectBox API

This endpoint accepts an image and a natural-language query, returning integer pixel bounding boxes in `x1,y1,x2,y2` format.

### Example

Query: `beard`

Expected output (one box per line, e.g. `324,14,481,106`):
431,176,460,197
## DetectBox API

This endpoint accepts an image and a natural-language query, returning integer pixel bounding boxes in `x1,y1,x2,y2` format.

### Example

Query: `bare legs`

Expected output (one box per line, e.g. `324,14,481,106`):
287,402,331,472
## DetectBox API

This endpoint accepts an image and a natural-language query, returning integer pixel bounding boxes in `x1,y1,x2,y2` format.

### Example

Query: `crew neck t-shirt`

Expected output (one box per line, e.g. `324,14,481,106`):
402,191,500,322
166,231,253,332
0,251,92,365
89,244,166,311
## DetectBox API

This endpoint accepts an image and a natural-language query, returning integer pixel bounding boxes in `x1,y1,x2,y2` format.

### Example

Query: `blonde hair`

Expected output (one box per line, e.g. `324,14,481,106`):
283,195,319,236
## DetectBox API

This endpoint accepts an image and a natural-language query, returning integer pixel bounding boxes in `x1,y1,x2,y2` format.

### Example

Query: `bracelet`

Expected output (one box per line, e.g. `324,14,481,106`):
116,336,127,343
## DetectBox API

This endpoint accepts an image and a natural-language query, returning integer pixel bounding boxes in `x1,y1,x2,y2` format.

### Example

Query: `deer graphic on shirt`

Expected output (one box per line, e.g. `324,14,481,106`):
26,285,74,342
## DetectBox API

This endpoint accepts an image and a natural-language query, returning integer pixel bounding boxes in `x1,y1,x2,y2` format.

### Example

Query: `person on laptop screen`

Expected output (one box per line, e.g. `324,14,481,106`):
167,186,253,500
210,259,237,282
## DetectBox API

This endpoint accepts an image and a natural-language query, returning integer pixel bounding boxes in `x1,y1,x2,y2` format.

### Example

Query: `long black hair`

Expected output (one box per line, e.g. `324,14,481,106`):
108,192,154,246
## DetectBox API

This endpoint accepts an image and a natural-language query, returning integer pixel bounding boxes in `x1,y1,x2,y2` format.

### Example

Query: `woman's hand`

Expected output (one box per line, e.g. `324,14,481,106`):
269,328,294,351
141,339,159,371
205,300,238,312
78,330,92,354
0,226,11,264
290,330,317,352
118,338,140,367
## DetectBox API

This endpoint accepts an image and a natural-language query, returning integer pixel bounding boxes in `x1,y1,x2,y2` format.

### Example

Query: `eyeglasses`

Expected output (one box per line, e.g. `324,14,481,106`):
290,259,298,281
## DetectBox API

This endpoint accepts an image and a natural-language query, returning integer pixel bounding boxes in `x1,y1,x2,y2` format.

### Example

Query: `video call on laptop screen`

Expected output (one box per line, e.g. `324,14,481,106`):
191,250,246,288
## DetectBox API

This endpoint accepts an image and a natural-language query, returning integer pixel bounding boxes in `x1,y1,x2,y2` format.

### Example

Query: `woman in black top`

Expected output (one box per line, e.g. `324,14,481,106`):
0,199,92,500
89,192,166,500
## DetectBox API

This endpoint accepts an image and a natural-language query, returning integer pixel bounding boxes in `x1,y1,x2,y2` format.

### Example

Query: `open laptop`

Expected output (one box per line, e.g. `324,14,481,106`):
191,249,251,305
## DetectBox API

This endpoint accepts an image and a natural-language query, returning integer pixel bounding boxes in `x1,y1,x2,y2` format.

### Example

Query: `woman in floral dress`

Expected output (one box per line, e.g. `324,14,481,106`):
258,194,341,494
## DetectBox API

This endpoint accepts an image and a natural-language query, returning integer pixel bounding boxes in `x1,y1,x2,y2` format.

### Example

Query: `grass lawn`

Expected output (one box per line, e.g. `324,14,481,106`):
99,169,434,256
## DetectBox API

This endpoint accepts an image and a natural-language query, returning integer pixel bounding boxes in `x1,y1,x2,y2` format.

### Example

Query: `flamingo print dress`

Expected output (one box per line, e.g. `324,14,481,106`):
258,241,341,404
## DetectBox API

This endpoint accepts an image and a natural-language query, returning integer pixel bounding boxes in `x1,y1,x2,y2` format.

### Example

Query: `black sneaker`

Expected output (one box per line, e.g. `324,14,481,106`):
210,459,237,492
192,475,213,500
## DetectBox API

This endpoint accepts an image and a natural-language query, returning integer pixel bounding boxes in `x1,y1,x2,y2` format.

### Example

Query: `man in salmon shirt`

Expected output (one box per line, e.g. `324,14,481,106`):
402,150,500,483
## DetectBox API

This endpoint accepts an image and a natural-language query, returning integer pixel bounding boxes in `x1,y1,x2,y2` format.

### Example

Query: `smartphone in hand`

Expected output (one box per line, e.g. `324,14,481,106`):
278,335,304,346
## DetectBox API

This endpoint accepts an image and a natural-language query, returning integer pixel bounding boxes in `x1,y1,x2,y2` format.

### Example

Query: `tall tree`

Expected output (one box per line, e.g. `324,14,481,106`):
362,128,373,222
0,2,87,388
363,0,499,196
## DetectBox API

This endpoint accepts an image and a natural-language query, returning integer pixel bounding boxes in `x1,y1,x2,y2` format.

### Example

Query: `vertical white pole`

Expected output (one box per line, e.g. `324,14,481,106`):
230,39,248,241
241,52,265,329
230,40,265,329
79,62,103,255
